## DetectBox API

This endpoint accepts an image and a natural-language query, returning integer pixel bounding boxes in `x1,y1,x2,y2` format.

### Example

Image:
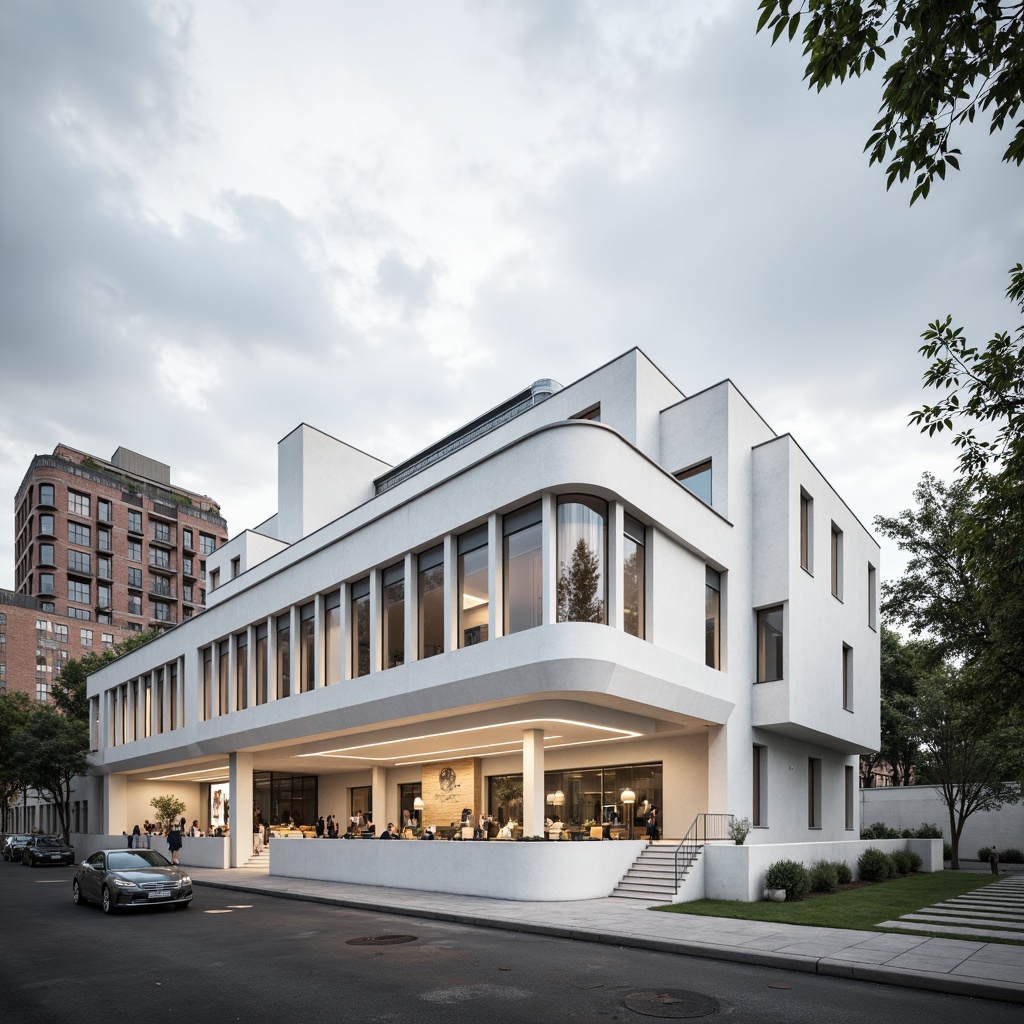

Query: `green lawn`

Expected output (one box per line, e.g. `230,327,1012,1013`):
653,872,1006,936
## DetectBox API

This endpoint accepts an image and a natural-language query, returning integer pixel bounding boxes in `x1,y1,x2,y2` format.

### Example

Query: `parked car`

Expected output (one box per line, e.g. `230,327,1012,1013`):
21,836,76,867
73,849,193,914
3,834,36,862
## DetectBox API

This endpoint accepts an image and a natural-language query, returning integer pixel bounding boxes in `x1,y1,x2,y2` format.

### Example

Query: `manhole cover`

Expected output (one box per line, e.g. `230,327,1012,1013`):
345,935,418,946
623,989,719,1019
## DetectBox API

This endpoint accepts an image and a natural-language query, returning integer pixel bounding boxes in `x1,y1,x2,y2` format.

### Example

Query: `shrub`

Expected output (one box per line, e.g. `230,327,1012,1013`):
728,816,752,845
860,821,901,840
943,841,952,861
891,849,915,874
1000,847,1024,864
914,823,943,839
765,859,810,902
835,861,853,885
808,859,839,893
906,851,922,872
978,846,998,862
858,847,897,882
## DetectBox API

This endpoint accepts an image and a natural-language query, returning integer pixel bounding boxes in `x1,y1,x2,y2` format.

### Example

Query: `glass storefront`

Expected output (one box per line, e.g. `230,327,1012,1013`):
253,772,318,827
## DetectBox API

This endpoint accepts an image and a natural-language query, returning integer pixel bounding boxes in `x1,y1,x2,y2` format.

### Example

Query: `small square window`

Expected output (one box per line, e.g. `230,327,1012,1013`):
675,460,712,505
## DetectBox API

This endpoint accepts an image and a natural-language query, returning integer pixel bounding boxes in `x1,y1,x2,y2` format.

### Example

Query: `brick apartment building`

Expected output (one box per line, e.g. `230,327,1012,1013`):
1,445,228,701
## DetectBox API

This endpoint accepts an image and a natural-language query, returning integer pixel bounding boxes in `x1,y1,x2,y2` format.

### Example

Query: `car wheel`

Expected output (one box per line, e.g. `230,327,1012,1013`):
101,886,116,914
73,880,86,906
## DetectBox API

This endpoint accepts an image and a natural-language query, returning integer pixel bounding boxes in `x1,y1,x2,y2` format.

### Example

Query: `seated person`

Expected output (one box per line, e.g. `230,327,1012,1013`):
421,825,436,840
379,823,395,839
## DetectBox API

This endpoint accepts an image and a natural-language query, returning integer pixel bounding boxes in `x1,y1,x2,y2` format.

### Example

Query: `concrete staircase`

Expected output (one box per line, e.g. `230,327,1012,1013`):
611,840,683,901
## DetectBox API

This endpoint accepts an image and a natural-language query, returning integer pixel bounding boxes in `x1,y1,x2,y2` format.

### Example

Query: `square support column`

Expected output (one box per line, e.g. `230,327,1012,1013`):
102,773,128,836
229,752,254,868
522,728,545,837
371,765,388,833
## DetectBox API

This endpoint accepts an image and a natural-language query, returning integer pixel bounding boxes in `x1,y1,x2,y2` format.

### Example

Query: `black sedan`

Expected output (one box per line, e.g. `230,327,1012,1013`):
21,836,75,867
73,849,193,914
3,834,33,862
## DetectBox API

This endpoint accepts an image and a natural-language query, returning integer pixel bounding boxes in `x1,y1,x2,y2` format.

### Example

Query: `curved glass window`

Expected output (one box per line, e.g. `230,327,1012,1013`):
503,503,542,634
623,515,645,639
556,496,606,624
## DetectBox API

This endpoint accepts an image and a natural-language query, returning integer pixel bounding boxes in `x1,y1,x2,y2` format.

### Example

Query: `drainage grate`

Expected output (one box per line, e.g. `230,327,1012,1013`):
345,935,418,946
623,990,720,1019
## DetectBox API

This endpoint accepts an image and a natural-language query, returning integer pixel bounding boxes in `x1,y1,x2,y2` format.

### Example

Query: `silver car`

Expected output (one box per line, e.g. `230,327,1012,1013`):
72,849,193,914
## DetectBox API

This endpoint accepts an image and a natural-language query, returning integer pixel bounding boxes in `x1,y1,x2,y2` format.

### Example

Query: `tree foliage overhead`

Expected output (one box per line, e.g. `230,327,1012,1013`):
757,1,1024,202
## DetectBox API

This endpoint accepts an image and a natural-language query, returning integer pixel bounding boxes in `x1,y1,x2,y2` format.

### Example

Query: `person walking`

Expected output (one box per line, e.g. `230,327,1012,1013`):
645,808,659,841
131,824,142,849
167,824,183,865
989,847,1000,875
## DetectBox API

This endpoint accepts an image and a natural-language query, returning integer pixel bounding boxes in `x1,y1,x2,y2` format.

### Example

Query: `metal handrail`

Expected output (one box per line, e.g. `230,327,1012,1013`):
673,813,734,890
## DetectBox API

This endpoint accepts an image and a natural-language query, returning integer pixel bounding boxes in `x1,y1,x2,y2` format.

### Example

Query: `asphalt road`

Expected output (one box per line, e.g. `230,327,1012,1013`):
2,860,1019,1022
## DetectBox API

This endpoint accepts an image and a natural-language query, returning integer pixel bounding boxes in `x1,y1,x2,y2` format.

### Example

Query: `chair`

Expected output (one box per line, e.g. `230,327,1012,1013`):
590,826,604,840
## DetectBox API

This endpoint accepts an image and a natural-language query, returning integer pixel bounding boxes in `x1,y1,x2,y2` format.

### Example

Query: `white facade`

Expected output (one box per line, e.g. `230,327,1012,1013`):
83,350,880,872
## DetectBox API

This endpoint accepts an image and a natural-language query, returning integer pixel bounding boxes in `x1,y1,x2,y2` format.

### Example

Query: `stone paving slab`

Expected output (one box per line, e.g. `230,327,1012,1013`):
879,919,1024,941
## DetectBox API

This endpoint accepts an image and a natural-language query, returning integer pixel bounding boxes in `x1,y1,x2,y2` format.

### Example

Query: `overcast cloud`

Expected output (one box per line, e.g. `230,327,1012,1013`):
1,0,1021,590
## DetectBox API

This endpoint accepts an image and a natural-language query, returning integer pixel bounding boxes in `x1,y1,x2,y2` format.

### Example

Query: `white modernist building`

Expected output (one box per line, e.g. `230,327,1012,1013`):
82,350,881,889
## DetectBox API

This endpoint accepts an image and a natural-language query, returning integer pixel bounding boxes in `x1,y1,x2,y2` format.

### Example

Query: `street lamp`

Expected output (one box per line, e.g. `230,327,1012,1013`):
620,788,636,840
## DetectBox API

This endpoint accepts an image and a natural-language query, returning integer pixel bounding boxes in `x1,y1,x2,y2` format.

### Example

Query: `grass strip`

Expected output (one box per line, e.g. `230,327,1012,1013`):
652,872,1002,934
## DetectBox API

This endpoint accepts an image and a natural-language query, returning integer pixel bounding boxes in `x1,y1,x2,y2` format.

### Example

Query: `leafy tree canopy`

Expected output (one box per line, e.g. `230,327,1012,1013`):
557,538,604,624
757,1,1024,202
150,794,187,832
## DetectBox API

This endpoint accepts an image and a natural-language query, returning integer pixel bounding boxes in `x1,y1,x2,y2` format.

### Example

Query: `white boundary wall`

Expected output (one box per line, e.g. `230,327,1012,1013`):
270,838,645,901
69,833,230,869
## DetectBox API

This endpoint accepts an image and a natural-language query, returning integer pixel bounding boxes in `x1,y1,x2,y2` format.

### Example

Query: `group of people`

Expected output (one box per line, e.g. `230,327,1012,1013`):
314,815,342,838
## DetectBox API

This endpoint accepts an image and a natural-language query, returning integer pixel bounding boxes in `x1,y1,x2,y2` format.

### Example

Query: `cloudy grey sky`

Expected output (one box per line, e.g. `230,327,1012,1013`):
2,0,1021,591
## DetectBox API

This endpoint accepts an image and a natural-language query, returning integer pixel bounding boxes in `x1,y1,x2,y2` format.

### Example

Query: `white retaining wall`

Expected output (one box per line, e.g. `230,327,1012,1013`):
69,833,230,869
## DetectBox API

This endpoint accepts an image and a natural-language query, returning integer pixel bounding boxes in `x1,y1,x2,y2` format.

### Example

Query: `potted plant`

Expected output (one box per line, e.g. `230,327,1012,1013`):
728,816,752,845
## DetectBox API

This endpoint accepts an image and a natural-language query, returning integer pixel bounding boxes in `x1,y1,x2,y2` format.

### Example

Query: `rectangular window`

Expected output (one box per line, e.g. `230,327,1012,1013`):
153,522,171,544
67,607,91,620
381,565,405,668
276,613,290,698
183,529,194,550
202,647,212,721
324,591,341,685
218,640,229,715
98,555,112,580
183,583,193,603
54,623,68,643
868,563,877,629
418,546,444,659
127,567,142,589
236,632,248,710
808,757,822,828
255,623,269,704
38,543,55,565
39,483,55,506
756,606,784,682
68,522,91,546
623,515,646,639
799,490,813,573
97,583,111,609
98,527,111,551
152,601,172,622
68,550,91,574
571,403,601,421
39,514,55,536
183,556,193,577
154,669,164,734
127,596,142,616
831,523,844,600
842,644,853,711
351,578,370,677
845,764,855,831
101,632,113,650
80,629,93,648
128,540,142,562
752,744,767,827
68,579,90,603
299,602,315,690
231,555,240,578
200,533,216,555
675,459,712,505
458,527,489,647
210,568,220,590
705,568,721,669
503,503,542,635
127,510,143,533
97,499,112,523
39,572,55,596
68,491,90,516
152,549,171,570
169,663,179,730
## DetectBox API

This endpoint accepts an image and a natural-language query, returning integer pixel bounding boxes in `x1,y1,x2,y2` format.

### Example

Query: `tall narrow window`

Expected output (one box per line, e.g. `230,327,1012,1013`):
202,647,212,721
831,523,844,599
299,602,315,690
236,631,248,710
556,496,606,623
799,490,813,572
38,483,55,506
756,606,784,682
218,640,229,715
808,757,822,828
752,745,767,827
867,563,877,629
382,565,405,668
143,677,152,737
153,671,163,734
351,578,371,676
418,546,444,659
845,764,855,830
503,502,543,635
169,663,178,731
842,644,853,711
705,568,721,669
623,515,646,639
458,528,489,647
675,460,712,505
324,591,341,685
276,614,290,699
255,623,269,704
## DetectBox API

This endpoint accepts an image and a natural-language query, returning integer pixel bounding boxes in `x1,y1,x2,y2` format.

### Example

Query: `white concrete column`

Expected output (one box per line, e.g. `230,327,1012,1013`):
371,765,387,832
227,637,237,713
541,493,557,624
369,567,381,673
314,595,324,688
522,728,545,837
608,500,624,630
103,773,129,835
229,752,254,868
160,667,171,735
488,512,502,640
404,552,417,665
289,605,300,696
267,616,278,703
444,534,457,652
246,626,256,708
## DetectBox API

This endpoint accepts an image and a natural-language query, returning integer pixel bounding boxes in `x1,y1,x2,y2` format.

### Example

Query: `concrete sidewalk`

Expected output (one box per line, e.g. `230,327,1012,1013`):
187,865,1024,1005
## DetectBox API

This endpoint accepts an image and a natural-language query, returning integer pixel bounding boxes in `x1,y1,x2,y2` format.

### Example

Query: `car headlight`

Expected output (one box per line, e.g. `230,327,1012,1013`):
177,875,191,887
111,878,139,889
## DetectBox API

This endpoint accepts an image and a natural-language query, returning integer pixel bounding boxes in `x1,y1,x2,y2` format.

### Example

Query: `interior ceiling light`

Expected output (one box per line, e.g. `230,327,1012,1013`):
145,766,229,781
314,736,564,763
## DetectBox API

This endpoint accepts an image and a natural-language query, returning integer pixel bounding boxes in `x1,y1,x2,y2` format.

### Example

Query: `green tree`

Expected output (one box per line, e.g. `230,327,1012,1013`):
0,692,35,832
150,794,187,832
557,538,604,623
756,1,1024,203
863,626,923,787
9,706,90,843
915,665,1024,868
